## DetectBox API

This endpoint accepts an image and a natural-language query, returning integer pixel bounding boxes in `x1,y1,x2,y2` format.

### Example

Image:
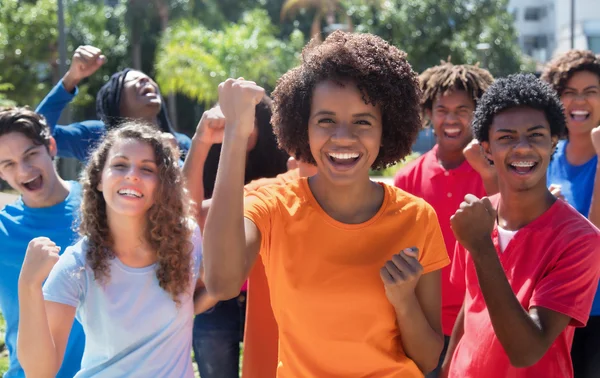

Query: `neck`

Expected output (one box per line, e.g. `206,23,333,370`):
497,181,555,230
436,144,466,170
106,210,155,264
25,177,70,208
566,132,596,165
308,173,384,224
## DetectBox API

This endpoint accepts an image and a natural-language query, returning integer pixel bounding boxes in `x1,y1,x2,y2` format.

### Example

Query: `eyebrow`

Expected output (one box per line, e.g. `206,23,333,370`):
311,110,378,120
564,85,600,91
496,125,547,133
111,155,156,164
435,104,472,109
0,145,39,166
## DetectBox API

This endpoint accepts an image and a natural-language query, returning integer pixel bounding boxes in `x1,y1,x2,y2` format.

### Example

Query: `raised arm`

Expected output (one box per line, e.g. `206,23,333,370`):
183,106,226,229
463,139,498,195
202,79,264,300
587,126,600,227
36,45,105,131
18,238,76,378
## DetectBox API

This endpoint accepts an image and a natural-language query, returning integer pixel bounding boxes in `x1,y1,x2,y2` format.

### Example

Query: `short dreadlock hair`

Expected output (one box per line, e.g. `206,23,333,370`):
419,61,494,121
271,31,421,170
541,50,600,96
472,74,566,143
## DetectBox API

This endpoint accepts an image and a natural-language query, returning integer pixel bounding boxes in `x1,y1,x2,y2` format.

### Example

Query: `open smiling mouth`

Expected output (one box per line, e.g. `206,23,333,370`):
443,127,462,138
117,188,144,198
327,152,361,167
22,175,43,191
570,110,590,122
508,160,538,175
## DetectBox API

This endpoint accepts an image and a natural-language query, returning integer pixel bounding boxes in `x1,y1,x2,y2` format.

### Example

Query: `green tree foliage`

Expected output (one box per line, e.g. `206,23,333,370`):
155,9,304,105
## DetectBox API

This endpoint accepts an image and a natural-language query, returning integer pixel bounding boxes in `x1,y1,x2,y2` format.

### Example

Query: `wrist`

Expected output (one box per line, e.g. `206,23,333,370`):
191,133,213,147
18,277,44,292
467,237,496,259
224,123,253,141
390,292,419,315
62,71,81,93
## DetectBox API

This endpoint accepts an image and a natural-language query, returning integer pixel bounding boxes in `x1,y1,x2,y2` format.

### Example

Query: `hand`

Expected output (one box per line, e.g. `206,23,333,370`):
450,194,496,253
193,106,226,145
19,237,61,287
65,46,106,83
591,126,600,156
380,247,423,307
463,139,495,176
548,184,566,202
217,78,264,139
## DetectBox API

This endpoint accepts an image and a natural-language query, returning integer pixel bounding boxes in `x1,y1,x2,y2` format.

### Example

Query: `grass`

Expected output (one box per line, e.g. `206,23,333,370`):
0,311,7,375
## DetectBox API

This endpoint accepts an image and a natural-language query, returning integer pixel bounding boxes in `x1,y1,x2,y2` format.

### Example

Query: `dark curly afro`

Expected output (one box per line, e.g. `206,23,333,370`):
271,31,421,170
541,50,600,96
472,74,566,143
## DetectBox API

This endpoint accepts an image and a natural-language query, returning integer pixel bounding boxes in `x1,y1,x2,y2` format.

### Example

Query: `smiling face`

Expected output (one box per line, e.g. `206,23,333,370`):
119,71,162,120
427,89,475,153
482,106,557,192
0,132,61,208
307,80,383,186
97,138,158,218
560,70,600,137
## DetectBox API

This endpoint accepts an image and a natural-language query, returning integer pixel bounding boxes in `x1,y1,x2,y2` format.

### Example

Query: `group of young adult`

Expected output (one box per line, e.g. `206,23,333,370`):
0,30,599,378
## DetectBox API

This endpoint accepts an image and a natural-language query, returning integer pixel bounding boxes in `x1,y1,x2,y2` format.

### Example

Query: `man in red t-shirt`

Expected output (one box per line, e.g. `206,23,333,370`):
443,74,600,378
394,62,496,377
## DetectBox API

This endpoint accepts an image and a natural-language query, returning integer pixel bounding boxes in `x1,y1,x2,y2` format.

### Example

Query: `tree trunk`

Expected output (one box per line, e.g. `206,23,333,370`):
154,0,178,130
129,0,142,70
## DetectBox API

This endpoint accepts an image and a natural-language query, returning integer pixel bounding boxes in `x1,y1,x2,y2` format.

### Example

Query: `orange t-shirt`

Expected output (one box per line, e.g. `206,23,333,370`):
244,178,449,378
244,168,299,193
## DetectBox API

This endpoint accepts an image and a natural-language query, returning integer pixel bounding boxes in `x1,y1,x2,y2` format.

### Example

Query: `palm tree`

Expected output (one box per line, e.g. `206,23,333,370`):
280,0,351,41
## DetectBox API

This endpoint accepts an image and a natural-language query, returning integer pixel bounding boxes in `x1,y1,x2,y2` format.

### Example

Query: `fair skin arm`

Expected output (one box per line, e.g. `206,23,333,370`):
193,276,219,314
17,238,74,377
451,195,572,367
587,126,600,227
440,304,465,377
61,45,106,93
202,79,264,299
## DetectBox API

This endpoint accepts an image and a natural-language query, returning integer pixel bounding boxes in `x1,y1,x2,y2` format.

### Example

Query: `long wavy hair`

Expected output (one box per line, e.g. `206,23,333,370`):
79,122,193,304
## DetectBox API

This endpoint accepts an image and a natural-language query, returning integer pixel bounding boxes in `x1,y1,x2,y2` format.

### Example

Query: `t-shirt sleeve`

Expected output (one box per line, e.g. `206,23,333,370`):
419,205,450,274
42,246,87,308
394,169,411,192
450,241,467,294
52,121,105,162
530,234,600,327
243,189,274,262
189,222,203,280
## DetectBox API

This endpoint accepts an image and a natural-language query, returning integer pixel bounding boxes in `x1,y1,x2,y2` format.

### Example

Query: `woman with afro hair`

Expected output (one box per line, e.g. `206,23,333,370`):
202,31,450,377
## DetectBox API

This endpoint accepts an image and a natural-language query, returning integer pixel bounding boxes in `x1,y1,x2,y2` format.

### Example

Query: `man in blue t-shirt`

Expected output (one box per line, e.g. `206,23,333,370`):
0,108,85,378
542,50,600,378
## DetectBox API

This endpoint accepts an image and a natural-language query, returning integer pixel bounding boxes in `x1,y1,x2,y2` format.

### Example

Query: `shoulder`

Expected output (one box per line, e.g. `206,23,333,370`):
382,183,437,219
393,151,433,186
553,201,600,239
57,238,89,269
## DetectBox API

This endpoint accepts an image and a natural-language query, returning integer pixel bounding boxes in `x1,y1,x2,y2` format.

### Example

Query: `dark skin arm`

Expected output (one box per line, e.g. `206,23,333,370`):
450,195,571,367
440,303,465,378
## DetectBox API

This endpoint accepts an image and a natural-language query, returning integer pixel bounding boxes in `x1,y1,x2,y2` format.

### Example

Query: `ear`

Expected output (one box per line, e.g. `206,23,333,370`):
96,180,103,192
48,136,58,159
481,140,494,165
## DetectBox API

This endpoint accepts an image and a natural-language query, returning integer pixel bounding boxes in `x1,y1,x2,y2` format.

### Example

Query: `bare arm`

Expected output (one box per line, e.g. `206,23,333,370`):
463,139,498,195
18,285,75,377
395,270,444,374
202,79,264,300
440,304,465,377
193,277,219,314
587,162,600,228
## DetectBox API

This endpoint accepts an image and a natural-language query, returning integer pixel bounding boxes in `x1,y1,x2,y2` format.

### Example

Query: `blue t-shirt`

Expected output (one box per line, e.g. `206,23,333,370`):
35,80,191,163
42,225,203,377
547,139,600,315
0,181,85,378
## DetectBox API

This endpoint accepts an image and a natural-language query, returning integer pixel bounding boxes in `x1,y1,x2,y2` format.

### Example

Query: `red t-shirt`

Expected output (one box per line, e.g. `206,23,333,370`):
449,195,600,378
394,145,487,335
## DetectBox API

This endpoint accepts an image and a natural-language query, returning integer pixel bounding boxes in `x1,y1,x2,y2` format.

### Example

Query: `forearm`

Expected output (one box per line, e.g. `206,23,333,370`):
441,304,465,373
395,294,444,374
193,287,219,314
202,127,250,299
587,162,600,228
61,71,82,94
471,240,548,366
481,170,499,196
17,283,60,377
182,137,211,227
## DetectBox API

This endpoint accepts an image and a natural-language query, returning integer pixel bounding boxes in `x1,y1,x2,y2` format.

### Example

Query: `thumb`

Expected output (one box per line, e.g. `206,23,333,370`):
95,55,106,66
402,247,419,259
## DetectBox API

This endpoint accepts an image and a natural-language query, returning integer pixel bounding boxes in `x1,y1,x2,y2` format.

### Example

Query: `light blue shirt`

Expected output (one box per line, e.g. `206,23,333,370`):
0,181,85,378
42,226,202,377
547,139,600,315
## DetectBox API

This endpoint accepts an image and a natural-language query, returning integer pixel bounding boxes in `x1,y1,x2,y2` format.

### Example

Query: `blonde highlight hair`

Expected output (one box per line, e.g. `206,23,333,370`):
79,122,193,304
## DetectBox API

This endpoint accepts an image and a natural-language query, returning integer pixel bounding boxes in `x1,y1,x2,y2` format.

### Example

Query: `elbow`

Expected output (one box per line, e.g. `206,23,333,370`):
412,334,444,375
18,352,58,378
507,349,545,368
204,275,242,301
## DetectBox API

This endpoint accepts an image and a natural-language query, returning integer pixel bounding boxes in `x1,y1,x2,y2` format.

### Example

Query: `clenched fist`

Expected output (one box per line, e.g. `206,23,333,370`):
463,139,495,175
381,247,423,307
218,78,264,140
194,105,226,145
19,237,61,287
592,126,600,156
450,194,496,254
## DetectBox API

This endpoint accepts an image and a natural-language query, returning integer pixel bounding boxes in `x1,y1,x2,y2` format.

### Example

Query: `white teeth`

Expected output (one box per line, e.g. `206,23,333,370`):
23,176,39,184
329,152,360,160
511,161,535,167
118,188,142,198
445,128,460,133
571,110,589,116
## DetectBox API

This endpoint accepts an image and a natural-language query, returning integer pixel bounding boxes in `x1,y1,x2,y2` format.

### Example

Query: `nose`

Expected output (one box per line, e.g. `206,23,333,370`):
125,166,141,182
513,134,533,153
17,161,33,178
330,123,355,144
446,111,459,122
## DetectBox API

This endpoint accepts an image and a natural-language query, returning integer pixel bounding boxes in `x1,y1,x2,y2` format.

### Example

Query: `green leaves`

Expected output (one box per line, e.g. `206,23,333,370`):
155,9,303,105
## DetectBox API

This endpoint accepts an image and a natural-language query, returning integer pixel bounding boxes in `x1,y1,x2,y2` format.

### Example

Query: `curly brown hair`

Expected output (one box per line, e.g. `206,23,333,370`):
541,50,600,96
419,61,494,123
271,31,422,170
79,122,194,304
